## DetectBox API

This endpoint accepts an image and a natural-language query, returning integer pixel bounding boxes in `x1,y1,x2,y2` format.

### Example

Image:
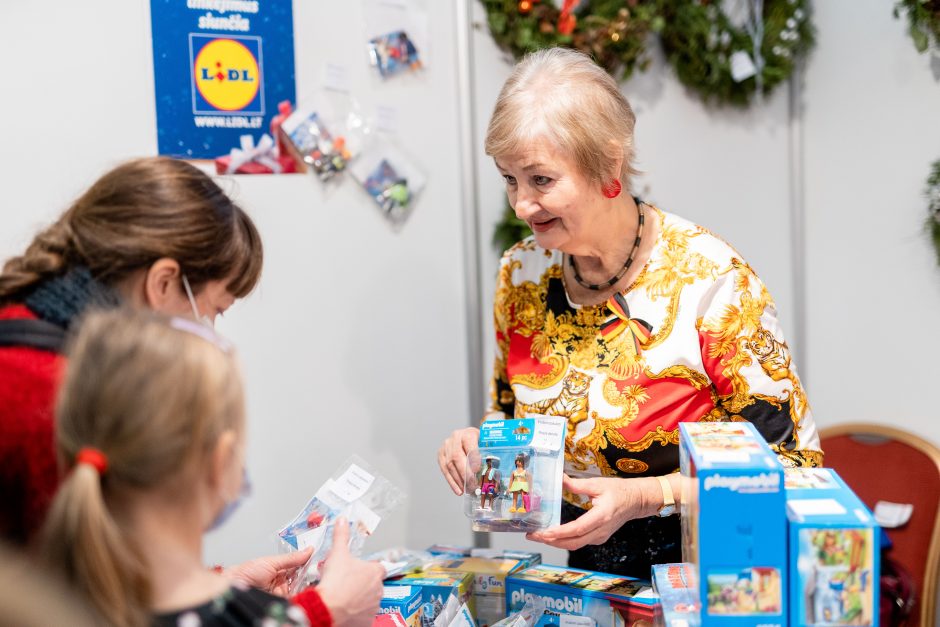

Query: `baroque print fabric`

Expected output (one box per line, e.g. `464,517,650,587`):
487,206,822,509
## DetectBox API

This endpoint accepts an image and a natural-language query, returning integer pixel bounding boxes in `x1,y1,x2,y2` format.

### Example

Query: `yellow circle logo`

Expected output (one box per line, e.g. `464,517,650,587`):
194,39,260,111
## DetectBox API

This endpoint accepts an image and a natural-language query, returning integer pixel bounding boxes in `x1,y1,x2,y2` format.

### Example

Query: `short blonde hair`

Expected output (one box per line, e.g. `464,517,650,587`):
40,309,244,627
485,47,639,189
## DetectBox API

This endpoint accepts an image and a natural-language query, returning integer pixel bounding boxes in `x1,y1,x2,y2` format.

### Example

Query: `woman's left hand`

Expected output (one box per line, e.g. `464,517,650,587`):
526,474,658,551
224,547,314,596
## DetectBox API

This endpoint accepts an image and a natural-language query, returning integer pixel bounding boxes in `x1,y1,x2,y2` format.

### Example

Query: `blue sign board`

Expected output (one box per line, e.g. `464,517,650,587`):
150,0,295,159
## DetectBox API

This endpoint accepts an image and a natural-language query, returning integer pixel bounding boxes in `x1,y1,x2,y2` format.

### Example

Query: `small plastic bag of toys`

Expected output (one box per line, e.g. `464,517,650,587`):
279,91,369,182
277,455,405,594
349,137,425,225
490,595,546,627
464,416,566,533
363,0,428,78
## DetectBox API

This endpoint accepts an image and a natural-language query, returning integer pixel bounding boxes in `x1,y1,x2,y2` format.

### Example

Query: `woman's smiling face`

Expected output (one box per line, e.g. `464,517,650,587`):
495,139,600,254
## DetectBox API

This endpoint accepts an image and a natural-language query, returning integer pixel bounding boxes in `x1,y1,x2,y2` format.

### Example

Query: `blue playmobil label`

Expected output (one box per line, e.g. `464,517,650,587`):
506,564,655,627
479,417,565,452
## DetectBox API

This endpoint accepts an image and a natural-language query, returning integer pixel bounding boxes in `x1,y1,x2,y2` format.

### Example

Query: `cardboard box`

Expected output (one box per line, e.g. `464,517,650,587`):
651,563,701,627
506,564,657,627
784,468,880,627
379,585,423,627
679,422,787,626
426,546,543,571
386,572,475,622
430,556,528,627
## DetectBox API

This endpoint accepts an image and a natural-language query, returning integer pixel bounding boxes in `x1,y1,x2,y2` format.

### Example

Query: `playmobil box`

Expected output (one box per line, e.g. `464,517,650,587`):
426,545,543,571
429,556,528,627
651,563,702,627
784,468,880,627
506,564,657,627
386,572,475,622
679,422,787,626
379,585,424,627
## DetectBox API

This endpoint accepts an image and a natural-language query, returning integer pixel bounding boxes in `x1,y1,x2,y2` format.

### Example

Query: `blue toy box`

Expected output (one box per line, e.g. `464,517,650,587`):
379,585,424,627
784,468,880,627
679,422,787,626
506,564,657,627
652,563,702,627
386,572,474,625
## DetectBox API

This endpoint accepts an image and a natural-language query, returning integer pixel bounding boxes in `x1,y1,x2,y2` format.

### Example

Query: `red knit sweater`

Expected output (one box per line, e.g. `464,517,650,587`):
0,304,64,545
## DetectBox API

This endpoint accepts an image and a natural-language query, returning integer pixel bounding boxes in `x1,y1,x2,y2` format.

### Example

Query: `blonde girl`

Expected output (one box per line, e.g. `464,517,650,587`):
40,309,383,627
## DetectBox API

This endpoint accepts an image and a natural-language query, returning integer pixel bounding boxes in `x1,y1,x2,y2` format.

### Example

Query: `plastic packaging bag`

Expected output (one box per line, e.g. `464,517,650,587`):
349,136,426,225
362,0,428,78
489,596,546,627
277,455,405,594
465,416,566,532
366,547,436,579
280,90,369,182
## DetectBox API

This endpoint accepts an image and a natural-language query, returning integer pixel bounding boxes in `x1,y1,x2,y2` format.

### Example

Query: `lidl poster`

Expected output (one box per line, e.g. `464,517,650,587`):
150,0,295,159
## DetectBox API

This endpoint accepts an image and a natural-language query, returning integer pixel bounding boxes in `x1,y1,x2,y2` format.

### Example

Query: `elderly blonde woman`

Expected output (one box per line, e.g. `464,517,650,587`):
437,48,822,577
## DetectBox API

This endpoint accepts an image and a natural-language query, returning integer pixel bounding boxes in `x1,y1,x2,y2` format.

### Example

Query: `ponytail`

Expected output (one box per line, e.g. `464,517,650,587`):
0,219,74,302
39,464,150,627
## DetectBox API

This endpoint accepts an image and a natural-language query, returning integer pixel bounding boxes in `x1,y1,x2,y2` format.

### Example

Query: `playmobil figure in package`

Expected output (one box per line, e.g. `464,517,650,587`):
464,416,565,532
281,109,353,181
350,139,426,224
277,455,405,594
369,30,422,77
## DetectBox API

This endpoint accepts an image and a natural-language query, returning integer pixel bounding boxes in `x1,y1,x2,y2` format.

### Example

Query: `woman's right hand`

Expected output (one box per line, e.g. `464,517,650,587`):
437,427,480,495
316,519,385,627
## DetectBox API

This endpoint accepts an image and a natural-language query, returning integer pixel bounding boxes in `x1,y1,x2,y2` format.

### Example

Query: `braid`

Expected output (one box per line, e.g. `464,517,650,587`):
0,218,78,303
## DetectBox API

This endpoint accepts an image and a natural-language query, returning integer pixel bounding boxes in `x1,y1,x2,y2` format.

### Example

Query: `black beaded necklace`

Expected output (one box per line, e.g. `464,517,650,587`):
568,200,645,291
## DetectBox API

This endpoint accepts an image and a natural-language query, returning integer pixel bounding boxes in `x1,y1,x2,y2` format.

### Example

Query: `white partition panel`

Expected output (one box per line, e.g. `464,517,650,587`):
0,1,474,565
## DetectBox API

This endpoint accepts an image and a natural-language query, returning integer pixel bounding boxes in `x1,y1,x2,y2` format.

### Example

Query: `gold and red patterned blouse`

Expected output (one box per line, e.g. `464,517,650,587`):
486,205,823,508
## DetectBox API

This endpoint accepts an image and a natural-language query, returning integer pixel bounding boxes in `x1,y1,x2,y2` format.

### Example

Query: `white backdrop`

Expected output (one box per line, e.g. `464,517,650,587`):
0,0,474,564
1,0,938,575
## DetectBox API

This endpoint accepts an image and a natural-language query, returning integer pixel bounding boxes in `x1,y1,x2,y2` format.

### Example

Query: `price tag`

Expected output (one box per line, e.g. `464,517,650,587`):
329,463,376,502
531,418,565,451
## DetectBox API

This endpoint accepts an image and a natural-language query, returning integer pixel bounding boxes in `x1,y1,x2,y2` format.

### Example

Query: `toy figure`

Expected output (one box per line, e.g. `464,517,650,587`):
509,454,532,513
478,456,500,510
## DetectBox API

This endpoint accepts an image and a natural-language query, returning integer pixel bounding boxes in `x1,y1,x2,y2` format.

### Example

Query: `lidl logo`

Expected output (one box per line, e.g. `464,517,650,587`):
190,34,264,115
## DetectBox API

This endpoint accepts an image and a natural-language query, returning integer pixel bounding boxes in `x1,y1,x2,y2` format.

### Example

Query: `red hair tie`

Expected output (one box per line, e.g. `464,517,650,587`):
76,447,108,476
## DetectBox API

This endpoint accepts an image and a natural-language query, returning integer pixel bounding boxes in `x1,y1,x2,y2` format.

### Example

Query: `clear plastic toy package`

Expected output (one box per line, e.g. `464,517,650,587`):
280,90,369,182
349,136,426,225
362,0,428,79
464,416,566,532
277,455,405,595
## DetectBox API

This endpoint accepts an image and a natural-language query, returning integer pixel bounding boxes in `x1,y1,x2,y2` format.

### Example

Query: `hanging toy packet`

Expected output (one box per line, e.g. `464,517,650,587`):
464,416,566,532
278,455,405,594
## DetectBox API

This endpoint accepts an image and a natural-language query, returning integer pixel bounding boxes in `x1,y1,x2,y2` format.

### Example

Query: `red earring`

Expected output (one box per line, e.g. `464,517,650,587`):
602,179,622,199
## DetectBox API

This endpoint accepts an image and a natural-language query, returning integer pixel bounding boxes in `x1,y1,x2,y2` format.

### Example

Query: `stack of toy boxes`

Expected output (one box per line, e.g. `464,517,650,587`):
429,556,528,627
679,422,787,626
505,564,657,627
385,572,475,623
784,468,880,627
651,563,702,627
379,586,424,627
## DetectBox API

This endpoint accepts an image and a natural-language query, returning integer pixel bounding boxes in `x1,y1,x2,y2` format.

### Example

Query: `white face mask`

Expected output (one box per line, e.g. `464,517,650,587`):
181,274,214,329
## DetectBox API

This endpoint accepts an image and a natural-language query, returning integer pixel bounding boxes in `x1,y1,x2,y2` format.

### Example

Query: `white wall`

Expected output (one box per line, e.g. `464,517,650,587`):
0,1,473,565
802,1,940,447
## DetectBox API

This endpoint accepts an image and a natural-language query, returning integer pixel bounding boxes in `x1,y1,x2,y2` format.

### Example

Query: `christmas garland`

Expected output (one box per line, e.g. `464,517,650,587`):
657,0,815,106
894,0,940,53
479,0,662,80
927,159,940,266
